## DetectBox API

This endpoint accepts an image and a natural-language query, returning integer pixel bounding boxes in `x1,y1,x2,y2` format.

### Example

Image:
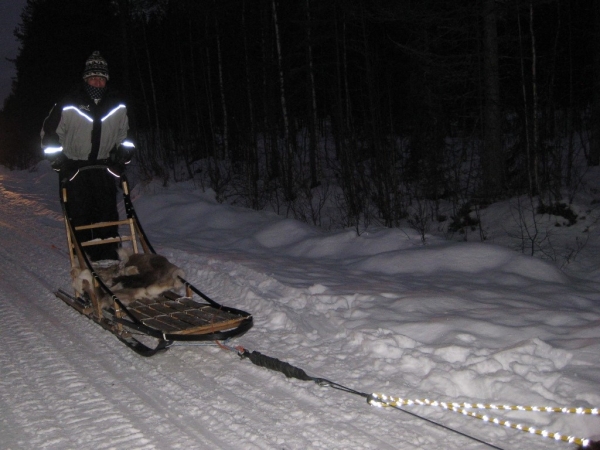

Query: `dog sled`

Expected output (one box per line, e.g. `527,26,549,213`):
55,165,253,356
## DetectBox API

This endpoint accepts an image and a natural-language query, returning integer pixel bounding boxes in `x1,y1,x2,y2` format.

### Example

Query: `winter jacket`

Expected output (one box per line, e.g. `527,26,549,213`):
41,83,134,164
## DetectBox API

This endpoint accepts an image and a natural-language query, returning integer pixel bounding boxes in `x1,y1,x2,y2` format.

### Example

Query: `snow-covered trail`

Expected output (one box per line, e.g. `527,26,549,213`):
1,165,599,450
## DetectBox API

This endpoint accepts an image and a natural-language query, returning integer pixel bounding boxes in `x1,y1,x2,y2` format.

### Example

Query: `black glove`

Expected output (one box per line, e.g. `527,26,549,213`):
110,143,134,166
49,152,67,172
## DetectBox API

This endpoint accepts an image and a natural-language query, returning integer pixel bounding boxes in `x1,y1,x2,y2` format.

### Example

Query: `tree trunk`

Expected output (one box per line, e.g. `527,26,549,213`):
517,2,534,195
214,7,229,161
242,0,260,209
482,0,504,198
529,2,541,197
271,0,294,200
591,0,600,166
305,0,319,188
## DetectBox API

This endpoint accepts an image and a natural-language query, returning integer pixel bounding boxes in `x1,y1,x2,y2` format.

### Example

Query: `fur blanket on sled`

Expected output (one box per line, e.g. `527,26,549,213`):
71,248,185,309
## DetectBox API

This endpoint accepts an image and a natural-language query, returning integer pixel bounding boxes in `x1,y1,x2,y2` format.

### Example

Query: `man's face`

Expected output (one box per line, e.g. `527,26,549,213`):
86,76,107,88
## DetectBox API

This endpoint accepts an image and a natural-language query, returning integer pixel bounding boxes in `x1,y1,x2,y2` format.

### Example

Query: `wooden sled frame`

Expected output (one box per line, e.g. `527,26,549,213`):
57,165,253,354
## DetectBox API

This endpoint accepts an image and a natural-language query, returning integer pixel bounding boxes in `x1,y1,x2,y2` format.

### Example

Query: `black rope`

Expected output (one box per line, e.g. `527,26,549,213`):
241,350,315,382
236,347,503,449
313,378,370,399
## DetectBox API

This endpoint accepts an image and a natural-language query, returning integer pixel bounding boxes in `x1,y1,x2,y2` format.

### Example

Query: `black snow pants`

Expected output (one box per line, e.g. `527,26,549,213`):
67,169,120,261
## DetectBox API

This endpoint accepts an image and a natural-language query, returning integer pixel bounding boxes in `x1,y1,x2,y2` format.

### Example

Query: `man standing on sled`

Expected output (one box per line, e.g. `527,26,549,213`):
41,51,135,261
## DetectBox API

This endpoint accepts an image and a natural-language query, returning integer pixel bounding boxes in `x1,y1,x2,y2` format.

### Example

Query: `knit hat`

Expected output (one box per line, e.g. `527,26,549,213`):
82,51,109,80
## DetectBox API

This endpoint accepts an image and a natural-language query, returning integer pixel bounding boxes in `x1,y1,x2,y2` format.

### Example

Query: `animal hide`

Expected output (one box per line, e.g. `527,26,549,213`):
110,249,186,304
71,249,185,309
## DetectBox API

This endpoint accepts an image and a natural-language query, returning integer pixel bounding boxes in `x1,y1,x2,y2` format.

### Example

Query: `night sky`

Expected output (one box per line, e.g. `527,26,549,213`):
0,1,26,106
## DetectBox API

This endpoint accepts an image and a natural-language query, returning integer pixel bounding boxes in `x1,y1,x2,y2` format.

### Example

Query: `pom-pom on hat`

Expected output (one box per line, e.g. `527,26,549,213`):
82,51,109,80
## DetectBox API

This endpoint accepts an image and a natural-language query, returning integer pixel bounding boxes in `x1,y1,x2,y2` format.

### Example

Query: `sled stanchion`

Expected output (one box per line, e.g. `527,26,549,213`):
120,173,155,255
121,179,139,254
61,187,77,277
178,277,221,308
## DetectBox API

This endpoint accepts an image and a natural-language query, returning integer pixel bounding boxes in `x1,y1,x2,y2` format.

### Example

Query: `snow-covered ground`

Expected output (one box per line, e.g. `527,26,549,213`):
1,161,599,450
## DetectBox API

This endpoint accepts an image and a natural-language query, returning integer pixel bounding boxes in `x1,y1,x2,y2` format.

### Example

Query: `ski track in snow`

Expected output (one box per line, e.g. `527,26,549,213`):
1,167,599,449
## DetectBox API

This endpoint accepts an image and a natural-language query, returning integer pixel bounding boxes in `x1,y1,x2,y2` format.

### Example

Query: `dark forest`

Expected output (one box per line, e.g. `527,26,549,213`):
0,0,598,231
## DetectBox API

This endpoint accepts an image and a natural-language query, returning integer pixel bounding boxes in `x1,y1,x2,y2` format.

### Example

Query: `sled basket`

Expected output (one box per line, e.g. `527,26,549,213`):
119,293,248,335
111,290,254,341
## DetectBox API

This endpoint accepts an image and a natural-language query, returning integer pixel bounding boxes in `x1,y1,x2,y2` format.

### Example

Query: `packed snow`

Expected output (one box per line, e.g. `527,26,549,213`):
1,161,599,450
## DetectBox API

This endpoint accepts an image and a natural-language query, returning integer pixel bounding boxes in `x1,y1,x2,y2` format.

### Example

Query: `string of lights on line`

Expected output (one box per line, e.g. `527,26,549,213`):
368,393,598,447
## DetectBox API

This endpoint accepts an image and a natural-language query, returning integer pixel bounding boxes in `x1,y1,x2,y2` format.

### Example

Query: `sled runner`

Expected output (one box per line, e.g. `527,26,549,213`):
55,165,253,356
